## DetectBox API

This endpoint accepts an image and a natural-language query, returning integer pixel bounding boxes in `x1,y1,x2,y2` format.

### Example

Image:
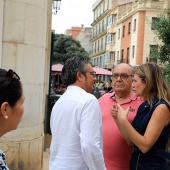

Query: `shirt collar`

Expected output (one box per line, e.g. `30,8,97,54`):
110,91,139,104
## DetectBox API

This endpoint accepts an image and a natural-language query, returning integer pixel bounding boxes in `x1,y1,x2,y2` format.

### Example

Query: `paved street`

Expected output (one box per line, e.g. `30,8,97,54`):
42,134,51,170
42,148,50,170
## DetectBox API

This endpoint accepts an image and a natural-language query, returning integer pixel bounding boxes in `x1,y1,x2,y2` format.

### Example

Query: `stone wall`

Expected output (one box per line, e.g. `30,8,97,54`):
0,0,52,169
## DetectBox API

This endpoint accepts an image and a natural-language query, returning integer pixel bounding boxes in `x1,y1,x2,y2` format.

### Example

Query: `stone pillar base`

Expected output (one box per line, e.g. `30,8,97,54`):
0,135,44,170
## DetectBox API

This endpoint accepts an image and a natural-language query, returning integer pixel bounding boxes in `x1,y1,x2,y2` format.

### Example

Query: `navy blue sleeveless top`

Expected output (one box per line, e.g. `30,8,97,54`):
131,97,170,170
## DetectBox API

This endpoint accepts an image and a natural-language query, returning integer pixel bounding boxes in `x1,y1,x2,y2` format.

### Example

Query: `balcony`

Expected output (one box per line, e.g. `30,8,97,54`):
105,61,114,69
107,24,116,33
117,0,166,22
106,42,116,52
138,1,165,10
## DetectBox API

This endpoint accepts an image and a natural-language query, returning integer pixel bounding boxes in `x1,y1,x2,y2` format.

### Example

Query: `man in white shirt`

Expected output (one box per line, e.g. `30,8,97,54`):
49,56,106,170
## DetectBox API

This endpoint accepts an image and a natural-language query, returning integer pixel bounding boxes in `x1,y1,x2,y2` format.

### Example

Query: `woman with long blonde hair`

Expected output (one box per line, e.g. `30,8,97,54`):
111,62,170,169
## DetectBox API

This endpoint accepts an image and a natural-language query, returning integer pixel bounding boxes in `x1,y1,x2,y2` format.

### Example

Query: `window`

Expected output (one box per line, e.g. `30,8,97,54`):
122,26,125,37
118,28,120,39
96,25,98,35
121,49,124,62
113,52,115,62
127,47,130,63
112,33,116,44
101,38,103,50
94,58,96,66
107,0,109,9
99,23,101,34
92,44,94,54
108,52,111,61
102,20,104,31
100,5,101,15
97,57,99,66
107,15,113,27
151,17,159,30
107,33,112,44
100,56,102,67
95,42,97,53
117,51,119,59
98,40,100,51
133,19,136,31
103,1,105,12
132,45,135,58
149,45,158,63
128,22,131,34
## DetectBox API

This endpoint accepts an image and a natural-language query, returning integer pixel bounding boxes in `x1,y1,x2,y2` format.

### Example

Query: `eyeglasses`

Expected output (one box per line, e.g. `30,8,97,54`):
112,73,132,81
87,71,97,77
4,69,20,90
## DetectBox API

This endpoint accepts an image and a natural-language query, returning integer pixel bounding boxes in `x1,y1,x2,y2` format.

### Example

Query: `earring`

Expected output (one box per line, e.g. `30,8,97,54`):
5,115,8,119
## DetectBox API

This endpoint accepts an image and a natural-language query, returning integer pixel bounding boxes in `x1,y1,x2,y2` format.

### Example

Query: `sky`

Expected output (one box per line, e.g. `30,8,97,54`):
52,0,95,34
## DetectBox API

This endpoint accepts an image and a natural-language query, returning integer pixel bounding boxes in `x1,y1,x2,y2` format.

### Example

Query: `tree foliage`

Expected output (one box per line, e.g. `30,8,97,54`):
151,7,170,84
52,34,89,64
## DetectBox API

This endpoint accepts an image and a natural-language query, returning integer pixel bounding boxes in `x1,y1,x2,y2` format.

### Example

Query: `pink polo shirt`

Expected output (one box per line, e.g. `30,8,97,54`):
98,92,142,170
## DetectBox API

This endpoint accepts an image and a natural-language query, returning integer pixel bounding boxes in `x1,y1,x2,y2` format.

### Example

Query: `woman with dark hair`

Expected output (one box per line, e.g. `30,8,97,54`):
0,69,24,170
111,62,170,169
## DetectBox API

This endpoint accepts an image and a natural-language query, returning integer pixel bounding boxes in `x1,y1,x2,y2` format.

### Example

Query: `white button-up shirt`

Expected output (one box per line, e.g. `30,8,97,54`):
50,86,106,170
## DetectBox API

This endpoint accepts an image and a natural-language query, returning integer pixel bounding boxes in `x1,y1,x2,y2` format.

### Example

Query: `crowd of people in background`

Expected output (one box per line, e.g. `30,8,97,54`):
51,81,67,95
51,78,113,99
92,81,113,99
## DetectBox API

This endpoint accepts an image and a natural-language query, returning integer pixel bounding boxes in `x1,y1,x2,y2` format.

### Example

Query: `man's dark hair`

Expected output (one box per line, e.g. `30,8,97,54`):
61,56,91,87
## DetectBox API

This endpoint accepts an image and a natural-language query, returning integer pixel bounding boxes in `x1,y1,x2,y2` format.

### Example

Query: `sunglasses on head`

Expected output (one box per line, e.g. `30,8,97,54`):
0,69,20,90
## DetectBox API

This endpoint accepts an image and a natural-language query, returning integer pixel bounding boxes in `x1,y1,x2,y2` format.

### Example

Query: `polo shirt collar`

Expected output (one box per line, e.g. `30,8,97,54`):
110,91,139,104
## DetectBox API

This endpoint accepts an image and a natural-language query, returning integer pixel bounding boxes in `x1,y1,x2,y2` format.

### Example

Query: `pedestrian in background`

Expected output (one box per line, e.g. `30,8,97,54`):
0,69,24,170
99,63,142,170
111,62,170,169
49,56,106,170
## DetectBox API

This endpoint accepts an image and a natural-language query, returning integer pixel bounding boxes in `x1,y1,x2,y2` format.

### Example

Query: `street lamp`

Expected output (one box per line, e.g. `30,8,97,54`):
52,0,61,15
50,0,62,95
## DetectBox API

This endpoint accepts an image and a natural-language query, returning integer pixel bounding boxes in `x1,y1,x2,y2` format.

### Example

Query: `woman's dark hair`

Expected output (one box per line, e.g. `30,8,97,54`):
0,69,22,107
61,56,91,87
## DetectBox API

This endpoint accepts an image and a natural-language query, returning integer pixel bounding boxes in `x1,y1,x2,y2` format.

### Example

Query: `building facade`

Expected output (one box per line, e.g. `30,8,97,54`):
64,26,83,39
90,0,170,70
76,27,92,55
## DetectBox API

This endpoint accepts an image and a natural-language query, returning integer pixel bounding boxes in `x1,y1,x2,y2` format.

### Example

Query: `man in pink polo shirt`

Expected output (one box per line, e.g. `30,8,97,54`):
98,63,142,170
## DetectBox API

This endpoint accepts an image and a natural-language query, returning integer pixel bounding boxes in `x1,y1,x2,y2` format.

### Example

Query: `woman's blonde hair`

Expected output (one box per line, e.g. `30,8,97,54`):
134,62,170,106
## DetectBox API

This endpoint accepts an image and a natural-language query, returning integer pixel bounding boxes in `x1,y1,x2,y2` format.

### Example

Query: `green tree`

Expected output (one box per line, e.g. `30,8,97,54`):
52,34,89,64
150,7,170,84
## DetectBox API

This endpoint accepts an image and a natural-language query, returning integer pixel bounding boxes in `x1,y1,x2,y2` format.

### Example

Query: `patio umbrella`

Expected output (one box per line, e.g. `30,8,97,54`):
93,66,112,76
52,63,63,74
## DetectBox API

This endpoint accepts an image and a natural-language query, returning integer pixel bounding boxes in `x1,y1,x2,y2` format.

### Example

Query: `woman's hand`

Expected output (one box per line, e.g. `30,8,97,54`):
116,103,130,122
110,105,118,118
110,103,132,145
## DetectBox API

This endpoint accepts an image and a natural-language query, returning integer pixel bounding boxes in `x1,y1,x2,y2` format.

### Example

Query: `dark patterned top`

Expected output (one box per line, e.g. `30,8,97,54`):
131,97,170,169
0,150,9,170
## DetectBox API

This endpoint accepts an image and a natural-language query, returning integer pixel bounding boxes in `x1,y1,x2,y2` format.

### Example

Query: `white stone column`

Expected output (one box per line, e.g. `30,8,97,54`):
0,0,52,169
